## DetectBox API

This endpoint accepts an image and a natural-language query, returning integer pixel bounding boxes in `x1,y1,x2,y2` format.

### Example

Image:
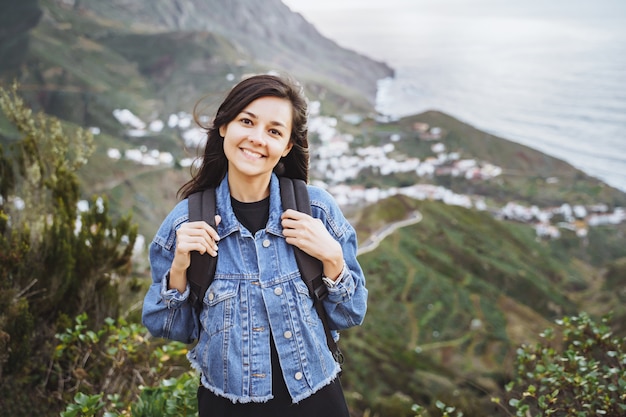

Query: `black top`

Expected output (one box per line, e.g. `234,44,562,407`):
196,196,349,417
230,196,270,236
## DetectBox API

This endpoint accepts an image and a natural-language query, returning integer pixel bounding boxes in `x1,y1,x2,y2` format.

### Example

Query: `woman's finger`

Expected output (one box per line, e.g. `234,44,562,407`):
177,221,219,256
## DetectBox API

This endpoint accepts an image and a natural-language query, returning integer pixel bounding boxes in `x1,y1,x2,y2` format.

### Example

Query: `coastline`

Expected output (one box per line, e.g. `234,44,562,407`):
374,74,626,194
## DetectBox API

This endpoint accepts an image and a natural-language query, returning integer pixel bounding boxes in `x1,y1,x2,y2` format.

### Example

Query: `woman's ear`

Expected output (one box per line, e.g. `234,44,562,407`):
219,125,226,138
282,142,293,157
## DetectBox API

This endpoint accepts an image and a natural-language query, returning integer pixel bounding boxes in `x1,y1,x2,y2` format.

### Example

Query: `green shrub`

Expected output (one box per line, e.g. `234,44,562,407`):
60,371,199,417
131,372,198,417
54,313,192,416
0,82,138,416
504,312,626,416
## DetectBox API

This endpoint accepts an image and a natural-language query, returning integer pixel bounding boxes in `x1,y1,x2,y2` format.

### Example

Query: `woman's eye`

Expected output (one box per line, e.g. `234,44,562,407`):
269,129,282,136
240,118,252,125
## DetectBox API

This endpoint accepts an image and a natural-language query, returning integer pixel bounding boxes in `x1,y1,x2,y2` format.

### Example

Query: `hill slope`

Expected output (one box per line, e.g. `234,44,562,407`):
77,0,392,107
341,195,625,415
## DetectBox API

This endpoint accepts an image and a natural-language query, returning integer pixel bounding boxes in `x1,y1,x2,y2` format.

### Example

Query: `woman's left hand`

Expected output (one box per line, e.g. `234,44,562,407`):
281,209,344,280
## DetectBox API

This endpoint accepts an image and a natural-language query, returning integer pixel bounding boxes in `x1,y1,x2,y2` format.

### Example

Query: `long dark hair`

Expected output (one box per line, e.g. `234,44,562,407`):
178,74,309,199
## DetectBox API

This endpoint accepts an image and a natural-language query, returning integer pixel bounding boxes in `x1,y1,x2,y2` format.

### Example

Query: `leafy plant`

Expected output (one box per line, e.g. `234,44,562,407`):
54,312,198,417
130,372,199,417
53,313,190,409
504,312,626,416
0,82,138,415
60,371,199,417
413,400,464,417
61,393,106,417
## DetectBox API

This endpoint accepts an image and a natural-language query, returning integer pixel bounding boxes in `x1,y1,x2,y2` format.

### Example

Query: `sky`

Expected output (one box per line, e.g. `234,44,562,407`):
282,0,626,63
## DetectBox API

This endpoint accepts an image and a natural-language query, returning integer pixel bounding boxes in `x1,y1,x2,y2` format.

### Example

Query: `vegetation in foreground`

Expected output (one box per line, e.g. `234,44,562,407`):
0,84,137,415
55,312,626,417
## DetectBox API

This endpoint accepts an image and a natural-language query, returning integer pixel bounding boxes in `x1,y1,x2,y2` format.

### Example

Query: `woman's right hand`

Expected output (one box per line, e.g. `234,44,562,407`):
168,216,221,292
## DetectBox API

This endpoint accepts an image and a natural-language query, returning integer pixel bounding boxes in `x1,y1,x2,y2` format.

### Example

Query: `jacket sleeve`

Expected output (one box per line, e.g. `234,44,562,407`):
141,209,199,344
310,187,368,331
322,221,368,330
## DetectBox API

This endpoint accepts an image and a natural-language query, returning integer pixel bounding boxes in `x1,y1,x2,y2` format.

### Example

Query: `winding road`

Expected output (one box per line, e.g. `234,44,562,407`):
357,210,423,256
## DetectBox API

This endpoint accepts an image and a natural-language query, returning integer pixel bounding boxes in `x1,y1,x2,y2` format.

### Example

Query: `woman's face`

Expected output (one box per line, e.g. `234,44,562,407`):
219,96,293,184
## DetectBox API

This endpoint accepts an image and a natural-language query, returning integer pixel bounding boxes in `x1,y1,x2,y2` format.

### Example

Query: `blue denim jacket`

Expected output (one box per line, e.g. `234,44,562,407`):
142,173,368,404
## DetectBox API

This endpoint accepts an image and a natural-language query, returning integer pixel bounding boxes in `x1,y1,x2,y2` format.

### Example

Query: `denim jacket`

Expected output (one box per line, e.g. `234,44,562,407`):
142,173,368,404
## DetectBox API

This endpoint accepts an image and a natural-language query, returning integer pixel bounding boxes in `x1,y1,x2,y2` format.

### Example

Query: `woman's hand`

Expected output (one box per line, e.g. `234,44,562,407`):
281,209,344,281
168,216,221,292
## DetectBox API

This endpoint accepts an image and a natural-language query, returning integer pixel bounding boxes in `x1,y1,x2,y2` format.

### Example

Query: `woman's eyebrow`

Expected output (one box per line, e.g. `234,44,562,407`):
242,110,287,128
241,110,258,120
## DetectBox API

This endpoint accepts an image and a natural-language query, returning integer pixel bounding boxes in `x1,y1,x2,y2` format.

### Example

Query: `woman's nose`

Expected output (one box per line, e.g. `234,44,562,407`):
247,128,266,144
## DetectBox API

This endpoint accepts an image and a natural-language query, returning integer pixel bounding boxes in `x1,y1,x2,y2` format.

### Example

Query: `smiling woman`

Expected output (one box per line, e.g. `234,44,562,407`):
142,73,368,417
219,96,294,201
178,74,311,195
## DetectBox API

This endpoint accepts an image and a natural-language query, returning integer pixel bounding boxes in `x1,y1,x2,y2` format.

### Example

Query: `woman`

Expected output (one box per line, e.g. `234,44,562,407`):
142,74,368,416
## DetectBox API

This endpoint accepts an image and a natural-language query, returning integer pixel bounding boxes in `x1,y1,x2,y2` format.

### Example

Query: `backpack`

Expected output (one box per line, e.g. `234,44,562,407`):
186,177,343,363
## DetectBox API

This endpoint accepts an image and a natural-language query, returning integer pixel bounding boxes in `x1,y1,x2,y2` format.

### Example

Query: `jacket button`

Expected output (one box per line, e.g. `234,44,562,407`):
208,292,215,301
262,239,271,248
274,287,283,296
294,372,303,380
283,330,293,339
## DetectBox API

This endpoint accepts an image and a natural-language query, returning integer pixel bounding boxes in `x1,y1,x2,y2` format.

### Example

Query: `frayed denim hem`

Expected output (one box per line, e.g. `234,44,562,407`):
188,349,342,404
291,365,342,404
199,381,274,404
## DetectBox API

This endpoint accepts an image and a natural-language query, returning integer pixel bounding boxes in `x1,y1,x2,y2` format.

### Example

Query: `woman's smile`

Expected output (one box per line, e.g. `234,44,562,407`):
240,147,265,159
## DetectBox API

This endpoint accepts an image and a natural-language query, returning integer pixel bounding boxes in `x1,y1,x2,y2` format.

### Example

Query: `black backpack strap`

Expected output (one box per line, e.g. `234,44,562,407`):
279,177,343,364
186,189,218,314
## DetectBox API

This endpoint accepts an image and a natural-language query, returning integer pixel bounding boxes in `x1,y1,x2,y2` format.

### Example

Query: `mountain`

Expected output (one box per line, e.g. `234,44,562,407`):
0,0,41,71
0,0,392,129
77,0,392,106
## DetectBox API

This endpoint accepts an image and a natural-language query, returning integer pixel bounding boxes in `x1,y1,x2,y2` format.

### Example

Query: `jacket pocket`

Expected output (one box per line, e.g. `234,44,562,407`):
293,278,319,327
201,279,240,337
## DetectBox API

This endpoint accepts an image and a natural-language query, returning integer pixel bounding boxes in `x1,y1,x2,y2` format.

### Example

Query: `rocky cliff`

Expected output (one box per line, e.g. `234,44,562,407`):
69,0,393,106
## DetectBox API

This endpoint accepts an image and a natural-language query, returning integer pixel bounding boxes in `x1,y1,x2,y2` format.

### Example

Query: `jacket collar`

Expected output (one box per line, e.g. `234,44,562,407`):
215,172,284,238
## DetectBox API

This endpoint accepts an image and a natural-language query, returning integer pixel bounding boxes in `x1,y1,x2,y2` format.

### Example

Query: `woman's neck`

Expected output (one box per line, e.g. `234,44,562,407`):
227,172,271,203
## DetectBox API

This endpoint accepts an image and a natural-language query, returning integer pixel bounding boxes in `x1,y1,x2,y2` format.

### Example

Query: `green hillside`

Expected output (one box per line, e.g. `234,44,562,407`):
341,195,626,415
7,0,260,130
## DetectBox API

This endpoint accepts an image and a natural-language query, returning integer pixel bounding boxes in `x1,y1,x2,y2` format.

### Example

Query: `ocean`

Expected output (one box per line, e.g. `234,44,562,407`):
283,0,626,194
